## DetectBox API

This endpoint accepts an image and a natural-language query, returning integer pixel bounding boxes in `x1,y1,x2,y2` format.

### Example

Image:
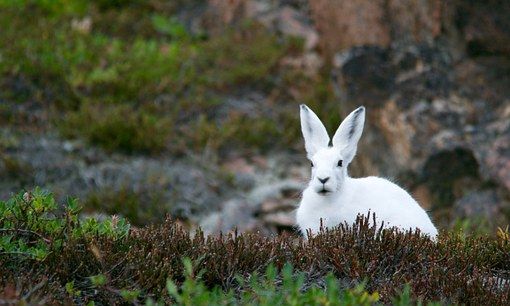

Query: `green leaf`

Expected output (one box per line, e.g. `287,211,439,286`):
89,274,107,287
166,279,182,304
120,289,140,302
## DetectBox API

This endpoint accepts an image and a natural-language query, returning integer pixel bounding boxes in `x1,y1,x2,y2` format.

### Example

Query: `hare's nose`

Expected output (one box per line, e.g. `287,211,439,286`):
318,177,330,184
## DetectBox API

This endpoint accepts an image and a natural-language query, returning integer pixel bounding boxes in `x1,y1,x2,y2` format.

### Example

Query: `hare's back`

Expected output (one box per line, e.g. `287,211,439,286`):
346,177,431,223
346,176,437,236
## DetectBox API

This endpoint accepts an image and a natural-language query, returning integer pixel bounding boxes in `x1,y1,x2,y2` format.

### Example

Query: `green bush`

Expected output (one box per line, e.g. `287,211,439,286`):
0,188,129,261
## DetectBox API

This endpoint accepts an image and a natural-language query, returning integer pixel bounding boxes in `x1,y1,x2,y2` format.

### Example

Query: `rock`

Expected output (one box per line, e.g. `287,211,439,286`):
71,16,92,34
310,0,444,58
199,199,259,234
310,0,391,57
454,190,508,220
0,131,234,223
258,6,319,51
198,156,305,235
206,1,319,51
247,179,302,205
281,52,323,76
331,44,510,218
260,199,296,214
411,184,433,211
263,211,295,228
457,0,510,56
222,157,256,175
206,0,246,26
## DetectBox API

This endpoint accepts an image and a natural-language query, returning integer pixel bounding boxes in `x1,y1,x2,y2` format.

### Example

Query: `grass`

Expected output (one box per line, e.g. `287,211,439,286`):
1,188,509,305
0,0,334,155
84,186,168,226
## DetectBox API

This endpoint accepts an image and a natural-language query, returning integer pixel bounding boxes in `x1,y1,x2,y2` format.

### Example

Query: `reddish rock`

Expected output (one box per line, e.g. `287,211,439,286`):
310,0,445,59
263,212,295,227
310,0,390,58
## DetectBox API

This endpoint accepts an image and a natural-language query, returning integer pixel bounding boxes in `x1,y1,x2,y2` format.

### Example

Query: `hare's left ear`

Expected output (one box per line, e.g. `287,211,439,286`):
300,104,330,159
332,106,365,164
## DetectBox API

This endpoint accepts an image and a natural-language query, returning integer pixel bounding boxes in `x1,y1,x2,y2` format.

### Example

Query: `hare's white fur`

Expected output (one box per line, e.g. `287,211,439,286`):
296,105,438,238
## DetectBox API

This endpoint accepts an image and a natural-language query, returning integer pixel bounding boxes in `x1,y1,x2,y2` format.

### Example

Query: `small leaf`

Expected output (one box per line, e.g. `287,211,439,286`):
89,274,107,287
120,289,140,302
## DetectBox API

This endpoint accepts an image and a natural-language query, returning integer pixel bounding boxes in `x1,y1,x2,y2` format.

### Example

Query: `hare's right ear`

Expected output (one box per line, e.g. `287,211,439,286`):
300,104,329,159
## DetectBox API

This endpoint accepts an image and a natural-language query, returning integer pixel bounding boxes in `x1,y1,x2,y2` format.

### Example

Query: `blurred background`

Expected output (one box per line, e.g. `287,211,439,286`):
0,0,509,235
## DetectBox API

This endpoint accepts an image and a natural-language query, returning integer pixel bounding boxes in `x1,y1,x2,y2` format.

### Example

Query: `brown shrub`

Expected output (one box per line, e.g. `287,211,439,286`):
1,215,509,304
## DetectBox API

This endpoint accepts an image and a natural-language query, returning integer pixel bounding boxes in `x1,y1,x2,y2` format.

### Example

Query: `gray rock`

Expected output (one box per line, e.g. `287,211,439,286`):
199,199,258,234
0,131,233,223
454,190,508,219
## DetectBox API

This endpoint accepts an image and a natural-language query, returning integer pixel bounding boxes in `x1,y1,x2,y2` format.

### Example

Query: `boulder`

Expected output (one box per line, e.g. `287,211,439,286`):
457,0,510,56
309,0,444,58
332,44,510,220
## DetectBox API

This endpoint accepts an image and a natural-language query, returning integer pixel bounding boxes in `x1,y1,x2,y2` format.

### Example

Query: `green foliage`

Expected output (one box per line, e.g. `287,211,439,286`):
65,281,82,297
0,0,89,16
151,14,190,40
62,104,172,153
89,274,107,287
0,0,331,155
160,259,380,306
0,188,129,261
120,288,141,302
451,216,493,238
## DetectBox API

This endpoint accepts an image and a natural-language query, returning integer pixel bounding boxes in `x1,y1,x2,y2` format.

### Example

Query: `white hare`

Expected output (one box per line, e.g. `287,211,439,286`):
296,105,438,238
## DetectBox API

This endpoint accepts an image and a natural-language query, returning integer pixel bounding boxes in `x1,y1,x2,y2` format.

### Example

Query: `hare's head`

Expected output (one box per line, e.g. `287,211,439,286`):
300,105,365,196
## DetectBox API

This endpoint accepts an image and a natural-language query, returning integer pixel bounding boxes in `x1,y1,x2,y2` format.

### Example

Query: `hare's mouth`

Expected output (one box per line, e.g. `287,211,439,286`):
317,188,331,196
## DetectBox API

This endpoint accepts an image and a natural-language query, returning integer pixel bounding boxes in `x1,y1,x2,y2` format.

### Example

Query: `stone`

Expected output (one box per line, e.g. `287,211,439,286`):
457,0,510,56
331,43,510,218
281,52,323,76
248,180,303,205
199,199,258,234
310,0,391,58
454,190,507,220
263,211,295,227
259,6,319,51
260,199,296,213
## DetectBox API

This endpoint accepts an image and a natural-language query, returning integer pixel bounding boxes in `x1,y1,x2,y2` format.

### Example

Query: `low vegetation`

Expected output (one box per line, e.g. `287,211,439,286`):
1,189,509,305
0,0,338,155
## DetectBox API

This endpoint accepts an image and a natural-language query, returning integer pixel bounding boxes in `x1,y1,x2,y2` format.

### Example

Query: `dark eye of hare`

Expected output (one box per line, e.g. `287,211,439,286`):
311,162,314,167
337,160,343,167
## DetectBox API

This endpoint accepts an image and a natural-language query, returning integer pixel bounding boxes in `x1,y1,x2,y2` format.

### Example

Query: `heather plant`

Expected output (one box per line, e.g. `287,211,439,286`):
1,189,509,304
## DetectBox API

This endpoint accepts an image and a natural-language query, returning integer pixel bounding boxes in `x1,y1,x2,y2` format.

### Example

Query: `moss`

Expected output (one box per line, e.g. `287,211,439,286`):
61,103,172,153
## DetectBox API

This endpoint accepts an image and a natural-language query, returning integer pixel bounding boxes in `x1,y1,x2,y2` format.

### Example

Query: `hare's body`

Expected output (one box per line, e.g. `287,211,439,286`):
297,176,438,236
296,104,438,238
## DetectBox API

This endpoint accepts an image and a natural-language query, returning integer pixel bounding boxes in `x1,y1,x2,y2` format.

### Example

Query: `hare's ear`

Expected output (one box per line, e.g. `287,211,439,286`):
332,106,365,164
300,104,329,159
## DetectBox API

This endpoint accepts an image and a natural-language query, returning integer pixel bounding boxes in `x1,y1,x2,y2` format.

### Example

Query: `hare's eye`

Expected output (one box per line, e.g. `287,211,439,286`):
337,160,343,167
310,162,314,168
